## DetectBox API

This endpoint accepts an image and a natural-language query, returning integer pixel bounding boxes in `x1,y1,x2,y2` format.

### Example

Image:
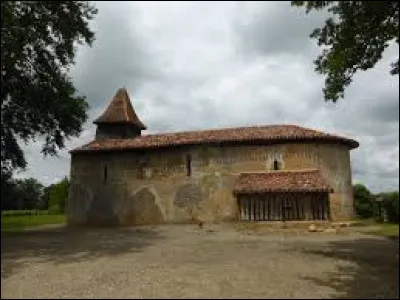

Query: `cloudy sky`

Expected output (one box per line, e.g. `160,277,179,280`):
18,1,399,193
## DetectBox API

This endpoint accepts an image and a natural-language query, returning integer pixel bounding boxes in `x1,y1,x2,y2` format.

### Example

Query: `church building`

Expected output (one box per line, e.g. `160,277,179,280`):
68,88,359,226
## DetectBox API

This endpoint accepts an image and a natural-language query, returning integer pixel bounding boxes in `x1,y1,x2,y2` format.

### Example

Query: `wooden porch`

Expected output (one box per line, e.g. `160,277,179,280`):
237,192,330,221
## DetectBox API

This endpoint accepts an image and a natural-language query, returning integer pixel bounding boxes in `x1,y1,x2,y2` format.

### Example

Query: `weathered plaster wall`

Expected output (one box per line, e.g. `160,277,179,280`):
68,142,354,226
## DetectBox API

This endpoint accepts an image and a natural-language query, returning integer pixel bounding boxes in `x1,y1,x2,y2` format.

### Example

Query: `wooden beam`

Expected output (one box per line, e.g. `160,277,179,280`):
244,197,248,221
327,194,331,220
260,198,264,221
256,197,260,221
239,197,244,221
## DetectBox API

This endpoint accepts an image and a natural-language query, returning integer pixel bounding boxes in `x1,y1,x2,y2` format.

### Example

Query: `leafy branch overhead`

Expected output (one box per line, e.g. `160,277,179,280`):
1,1,98,176
291,1,399,102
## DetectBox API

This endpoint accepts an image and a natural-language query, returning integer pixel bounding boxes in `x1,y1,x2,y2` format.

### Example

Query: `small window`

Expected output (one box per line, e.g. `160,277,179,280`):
143,167,152,179
103,165,108,183
186,154,192,177
273,160,280,171
138,154,148,179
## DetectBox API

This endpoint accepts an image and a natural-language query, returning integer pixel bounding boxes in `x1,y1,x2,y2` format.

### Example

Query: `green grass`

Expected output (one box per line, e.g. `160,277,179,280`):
1,210,51,217
366,223,399,237
351,218,399,238
1,213,66,230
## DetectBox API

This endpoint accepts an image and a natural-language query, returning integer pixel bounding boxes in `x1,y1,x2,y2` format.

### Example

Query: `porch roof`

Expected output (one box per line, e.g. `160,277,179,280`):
233,169,333,195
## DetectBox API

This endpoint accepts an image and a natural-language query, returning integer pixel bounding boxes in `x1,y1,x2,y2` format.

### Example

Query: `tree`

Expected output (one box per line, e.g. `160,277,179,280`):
1,173,19,210
38,184,54,210
48,177,70,213
353,183,373,218
291,1,399,102
15,178,44,210
1,176,44,210
1,1,97,177
379,191,399,223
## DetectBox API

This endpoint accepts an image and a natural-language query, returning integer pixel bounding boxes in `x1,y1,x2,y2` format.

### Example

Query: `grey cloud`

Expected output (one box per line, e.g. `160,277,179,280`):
362,95,399,124
145,97,225,134
71,1,161,116
17,141,71,184
234,1,327,59
351,146,399,193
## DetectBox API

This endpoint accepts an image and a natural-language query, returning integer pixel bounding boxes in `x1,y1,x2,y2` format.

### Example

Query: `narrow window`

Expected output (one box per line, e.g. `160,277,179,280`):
104,165,108,183
138,154,148,179
273,160,279,170
186,154,192,177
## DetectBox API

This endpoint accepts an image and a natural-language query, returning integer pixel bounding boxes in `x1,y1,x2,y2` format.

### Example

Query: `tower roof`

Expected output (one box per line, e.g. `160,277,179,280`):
93,88,147,129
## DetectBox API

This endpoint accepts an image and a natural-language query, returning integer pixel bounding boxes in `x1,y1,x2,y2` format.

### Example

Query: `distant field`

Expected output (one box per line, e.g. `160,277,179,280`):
366,223,399,237
1,210,52,217
1,211,66,230
352,218,399,238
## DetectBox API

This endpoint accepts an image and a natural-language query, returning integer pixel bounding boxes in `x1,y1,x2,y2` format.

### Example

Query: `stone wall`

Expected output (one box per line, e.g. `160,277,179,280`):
68,142,355,226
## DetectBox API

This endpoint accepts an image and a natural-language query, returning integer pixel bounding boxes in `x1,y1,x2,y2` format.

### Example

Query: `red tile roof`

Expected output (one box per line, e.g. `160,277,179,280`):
93,88,146,129
70,124,359,153
233,170,332,194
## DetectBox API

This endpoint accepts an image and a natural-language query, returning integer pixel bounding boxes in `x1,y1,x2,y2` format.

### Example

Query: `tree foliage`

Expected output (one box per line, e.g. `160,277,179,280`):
39,184,53,210
352,183,399,223
48,176,69,213
17,178,44,210
291,1,399,102
1,176,44,210
353,183,374,218
1,175,70,212
378,191,399,223
1,1,97,176
1,174,18,210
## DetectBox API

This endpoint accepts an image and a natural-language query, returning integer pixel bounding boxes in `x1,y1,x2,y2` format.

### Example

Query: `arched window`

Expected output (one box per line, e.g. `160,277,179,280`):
103,165,108,183
186,154,192,177
273,160,280,171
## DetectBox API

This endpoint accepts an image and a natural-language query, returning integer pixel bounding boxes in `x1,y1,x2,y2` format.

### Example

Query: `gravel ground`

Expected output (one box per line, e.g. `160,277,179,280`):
1,224,398,299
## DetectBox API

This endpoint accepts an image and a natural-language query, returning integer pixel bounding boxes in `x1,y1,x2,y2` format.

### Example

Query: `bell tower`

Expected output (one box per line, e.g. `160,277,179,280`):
93,88,146,140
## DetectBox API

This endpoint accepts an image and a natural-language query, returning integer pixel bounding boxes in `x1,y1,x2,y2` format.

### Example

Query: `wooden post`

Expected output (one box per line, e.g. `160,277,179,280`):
327,194,331,221
239,197,244,221
311,196,315,220
246,197,250,221
255,197,258,221
250,197,254,221
238,197,241,221
256,197,259,221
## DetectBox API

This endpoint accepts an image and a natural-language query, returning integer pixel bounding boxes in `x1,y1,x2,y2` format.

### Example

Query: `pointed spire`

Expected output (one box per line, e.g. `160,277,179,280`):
93,88,146,130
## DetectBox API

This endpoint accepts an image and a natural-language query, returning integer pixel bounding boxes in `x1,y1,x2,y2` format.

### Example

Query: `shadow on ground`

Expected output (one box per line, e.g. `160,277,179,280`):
295,236,399,299
1,225,165,279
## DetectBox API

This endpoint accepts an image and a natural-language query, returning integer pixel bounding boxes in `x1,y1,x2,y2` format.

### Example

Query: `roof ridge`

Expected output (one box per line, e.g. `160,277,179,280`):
71,123,359,153
141,124,340,137
239,169,320,175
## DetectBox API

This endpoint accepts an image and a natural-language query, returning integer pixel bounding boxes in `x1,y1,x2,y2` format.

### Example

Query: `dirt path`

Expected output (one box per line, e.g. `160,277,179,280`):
1,224,398,299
